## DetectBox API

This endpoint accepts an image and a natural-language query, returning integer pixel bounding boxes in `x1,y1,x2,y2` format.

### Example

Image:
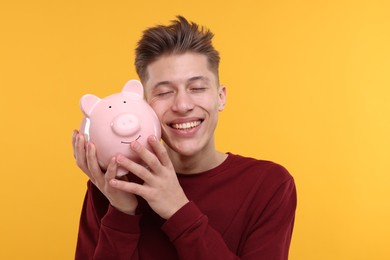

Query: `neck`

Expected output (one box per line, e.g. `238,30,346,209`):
165,144,227,174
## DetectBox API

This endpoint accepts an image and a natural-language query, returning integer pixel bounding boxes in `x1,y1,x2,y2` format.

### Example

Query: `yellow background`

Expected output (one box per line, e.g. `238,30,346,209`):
1,0,389,259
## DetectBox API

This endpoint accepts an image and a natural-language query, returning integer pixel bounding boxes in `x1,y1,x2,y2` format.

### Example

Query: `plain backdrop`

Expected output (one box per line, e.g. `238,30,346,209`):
1,0,389,259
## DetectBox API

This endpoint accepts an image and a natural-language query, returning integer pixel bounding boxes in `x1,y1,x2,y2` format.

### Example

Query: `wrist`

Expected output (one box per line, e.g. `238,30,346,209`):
102,205,142,234
110,202,137,215
164,198,190,220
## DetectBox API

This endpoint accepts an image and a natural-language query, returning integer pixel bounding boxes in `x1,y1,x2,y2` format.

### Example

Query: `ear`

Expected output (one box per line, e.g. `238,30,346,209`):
122,80,144,98
218,85,227,111
80,94,101,116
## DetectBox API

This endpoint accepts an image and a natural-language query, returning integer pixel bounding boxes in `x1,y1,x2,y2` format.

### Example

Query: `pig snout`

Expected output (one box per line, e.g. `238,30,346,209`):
111,113,141,136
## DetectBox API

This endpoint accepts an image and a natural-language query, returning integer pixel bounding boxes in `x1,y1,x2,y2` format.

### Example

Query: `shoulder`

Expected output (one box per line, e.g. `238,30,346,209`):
227,153,293,181
224,153,295,194
228,153,297,209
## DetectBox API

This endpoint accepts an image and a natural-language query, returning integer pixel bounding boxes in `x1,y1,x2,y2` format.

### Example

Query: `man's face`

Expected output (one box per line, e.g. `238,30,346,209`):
143,52,226,157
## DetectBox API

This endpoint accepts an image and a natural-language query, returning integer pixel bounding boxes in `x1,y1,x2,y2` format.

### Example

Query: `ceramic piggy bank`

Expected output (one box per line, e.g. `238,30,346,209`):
80,80,161,176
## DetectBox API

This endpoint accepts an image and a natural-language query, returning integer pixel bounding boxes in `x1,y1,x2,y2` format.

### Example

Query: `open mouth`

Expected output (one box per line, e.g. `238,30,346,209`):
170,120,203,130
121,135,141,144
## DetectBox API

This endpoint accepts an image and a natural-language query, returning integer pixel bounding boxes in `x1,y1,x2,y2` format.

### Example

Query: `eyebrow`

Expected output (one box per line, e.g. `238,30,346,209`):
188,76,210,83
153,81,171,89
153,76,210,89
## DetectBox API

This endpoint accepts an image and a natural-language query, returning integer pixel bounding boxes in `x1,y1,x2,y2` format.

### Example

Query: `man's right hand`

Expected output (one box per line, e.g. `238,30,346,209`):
72,130,138,215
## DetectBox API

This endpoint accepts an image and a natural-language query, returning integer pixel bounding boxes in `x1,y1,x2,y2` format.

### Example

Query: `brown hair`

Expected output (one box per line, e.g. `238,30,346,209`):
135,16,220,83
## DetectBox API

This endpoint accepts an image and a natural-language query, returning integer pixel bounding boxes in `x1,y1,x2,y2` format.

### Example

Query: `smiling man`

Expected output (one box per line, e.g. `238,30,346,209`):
144,52,227,174
73,16,297,260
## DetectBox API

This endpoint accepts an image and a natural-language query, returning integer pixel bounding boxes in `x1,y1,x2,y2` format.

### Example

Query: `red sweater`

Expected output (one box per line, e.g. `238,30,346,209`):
75,153,297,259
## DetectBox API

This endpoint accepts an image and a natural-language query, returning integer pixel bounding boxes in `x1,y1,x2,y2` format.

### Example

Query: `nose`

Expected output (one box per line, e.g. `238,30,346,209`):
172,91,194,113
111,113,140,136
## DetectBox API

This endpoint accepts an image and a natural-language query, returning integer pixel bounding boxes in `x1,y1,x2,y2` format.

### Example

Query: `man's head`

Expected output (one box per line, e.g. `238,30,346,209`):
135,16,220,84
134,16,226,163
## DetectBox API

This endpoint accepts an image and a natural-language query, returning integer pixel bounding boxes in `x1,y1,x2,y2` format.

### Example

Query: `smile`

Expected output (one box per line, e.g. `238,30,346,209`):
121,135,141,144
171,120,202,130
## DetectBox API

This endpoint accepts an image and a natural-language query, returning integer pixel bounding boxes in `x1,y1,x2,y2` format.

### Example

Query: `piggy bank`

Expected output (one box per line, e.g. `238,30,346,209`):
80,80,161,176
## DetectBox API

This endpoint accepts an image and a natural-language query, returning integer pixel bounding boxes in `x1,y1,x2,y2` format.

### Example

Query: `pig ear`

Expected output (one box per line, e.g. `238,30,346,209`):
122,80,144,98
80,94,101,116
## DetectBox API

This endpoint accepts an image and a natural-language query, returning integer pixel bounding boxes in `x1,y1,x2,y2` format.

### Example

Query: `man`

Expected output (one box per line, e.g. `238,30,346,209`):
72,16,296,259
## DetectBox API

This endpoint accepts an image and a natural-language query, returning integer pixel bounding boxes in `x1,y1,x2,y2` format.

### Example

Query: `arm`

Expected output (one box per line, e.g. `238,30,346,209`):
72,131,142,259
162,177,296,260
110,136,297,259
75,182,142,260
162,201,240,260
241,177,296,259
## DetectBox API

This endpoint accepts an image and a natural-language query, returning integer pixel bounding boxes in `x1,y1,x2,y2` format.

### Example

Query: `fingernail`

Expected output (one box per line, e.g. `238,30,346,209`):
110,179,118,186
148,135,157,143
109,157,116,166
116,155,125,163
131,141,140,150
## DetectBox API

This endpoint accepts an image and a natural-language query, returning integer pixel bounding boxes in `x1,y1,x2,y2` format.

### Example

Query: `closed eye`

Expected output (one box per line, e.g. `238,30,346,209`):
156,91,174,97
190,87,207,93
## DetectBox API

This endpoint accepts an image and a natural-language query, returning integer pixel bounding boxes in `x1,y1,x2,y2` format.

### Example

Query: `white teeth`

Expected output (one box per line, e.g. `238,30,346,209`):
172,121,201,130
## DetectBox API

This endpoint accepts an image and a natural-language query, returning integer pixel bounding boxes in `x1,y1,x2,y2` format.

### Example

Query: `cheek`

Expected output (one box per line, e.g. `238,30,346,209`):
149,102,166,120
196,95,220,110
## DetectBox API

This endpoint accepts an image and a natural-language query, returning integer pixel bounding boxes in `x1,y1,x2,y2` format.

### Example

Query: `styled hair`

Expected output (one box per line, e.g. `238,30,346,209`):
135,16,220,83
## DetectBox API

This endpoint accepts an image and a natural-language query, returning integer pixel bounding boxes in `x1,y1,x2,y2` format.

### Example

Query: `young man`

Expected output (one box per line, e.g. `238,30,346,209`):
72,16,297,259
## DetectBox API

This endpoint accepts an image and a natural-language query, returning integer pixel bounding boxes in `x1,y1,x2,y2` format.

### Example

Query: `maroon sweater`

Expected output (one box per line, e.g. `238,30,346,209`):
75,153,297,259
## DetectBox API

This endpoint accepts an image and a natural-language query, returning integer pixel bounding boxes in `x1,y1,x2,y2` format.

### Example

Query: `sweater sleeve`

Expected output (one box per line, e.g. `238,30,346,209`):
162,201,240,260
75,181,142,260
162,177,297,260
240,177,297,259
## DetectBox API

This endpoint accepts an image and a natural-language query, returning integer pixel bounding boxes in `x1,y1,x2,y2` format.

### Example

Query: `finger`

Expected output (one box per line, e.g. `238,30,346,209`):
86,142,104,185
110,178,149,198
72,130,79,158
105,157,118,182
75,133,89,174
130,140,162,173
147,135,173,168
117,155,154,183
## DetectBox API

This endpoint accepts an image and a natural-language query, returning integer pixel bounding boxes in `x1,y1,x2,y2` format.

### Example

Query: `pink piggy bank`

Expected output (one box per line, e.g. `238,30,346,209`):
80,80,161,176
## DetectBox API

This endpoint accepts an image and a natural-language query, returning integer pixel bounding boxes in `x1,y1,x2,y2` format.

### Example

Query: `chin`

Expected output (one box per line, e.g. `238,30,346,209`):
166,139,205,157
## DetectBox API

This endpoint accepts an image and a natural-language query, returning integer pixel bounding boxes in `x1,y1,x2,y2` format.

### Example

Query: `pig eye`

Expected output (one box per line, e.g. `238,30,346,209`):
123,101,127,103
109,105,112,108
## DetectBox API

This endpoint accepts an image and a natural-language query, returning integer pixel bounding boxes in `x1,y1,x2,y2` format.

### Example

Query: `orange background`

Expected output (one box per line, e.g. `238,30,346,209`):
1,1,389,259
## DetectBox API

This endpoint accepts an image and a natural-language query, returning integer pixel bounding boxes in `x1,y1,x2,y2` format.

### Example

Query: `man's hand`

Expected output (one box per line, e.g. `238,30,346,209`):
72,130,138,215
109,135,189,219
